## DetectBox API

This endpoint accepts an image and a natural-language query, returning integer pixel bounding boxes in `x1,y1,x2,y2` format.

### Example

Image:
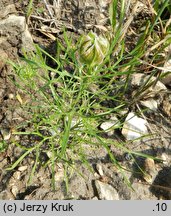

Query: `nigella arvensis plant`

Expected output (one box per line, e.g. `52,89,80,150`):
79,31,109,68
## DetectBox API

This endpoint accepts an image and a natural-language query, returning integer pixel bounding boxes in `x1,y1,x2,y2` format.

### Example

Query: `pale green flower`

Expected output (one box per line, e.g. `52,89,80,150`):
79,31,109,67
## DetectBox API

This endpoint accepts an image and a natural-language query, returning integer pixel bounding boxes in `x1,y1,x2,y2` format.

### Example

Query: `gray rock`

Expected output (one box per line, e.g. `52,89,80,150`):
0,4,16,19
21,24,34,52
0,15,33,52
95,180,119,200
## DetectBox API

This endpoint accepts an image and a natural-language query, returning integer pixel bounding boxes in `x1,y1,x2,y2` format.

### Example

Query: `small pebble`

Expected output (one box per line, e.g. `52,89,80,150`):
18,165,28,171
100,116,120,136
13,171,21,180
96,164,104,176
95,180,119,200
54,169,64,182
143,158,156,183
8,93,15,99
11,185,19,197
160,153,169,165
0,128,11,140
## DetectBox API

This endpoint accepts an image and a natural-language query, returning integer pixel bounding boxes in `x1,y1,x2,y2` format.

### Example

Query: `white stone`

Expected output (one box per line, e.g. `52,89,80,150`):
92,196,98,200
18,165,28,171
55,163,64,181
140,99,158,111
122,112,148,140
0,128,11,140
100,121,115,131
11,185,19,197
95,180,119,200
96,164,104,176
13,171,21,180
47,151,52,158
161,59,171,86
8,93,15,100
71,118,80,128
161,153,169,165
100,116,120,131
65,116,83,129
54,169,64,182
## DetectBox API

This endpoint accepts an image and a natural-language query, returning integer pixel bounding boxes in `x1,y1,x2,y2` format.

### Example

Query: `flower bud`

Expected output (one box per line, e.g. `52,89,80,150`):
79,31,109,67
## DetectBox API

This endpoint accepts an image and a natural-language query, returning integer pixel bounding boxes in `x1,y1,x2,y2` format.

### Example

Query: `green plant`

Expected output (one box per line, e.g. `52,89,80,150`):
6,0,171,192
0,140,7,153
26,0,34,23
